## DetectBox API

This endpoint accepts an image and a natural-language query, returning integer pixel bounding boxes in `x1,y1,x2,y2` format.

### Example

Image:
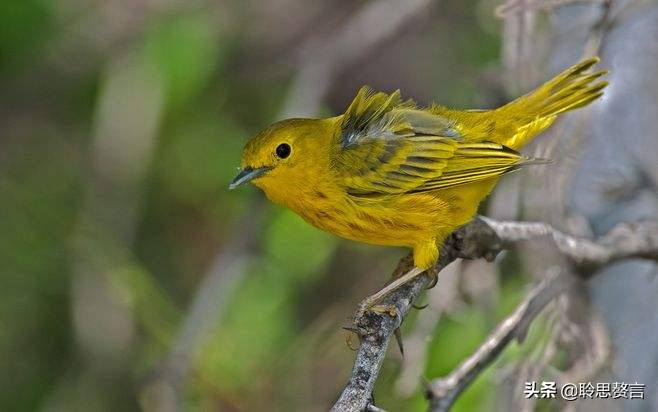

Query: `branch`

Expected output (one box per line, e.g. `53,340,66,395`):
394,260,462,397
332,218,658,411
426,268,571,412
479,217,658,269
331,220,495,412
425,220,658,411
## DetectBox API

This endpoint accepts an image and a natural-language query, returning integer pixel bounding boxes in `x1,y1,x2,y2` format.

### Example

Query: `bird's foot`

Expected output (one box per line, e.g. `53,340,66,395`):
353,299,405,354
426,265,440,289
354,266,425,323
355,300,400,322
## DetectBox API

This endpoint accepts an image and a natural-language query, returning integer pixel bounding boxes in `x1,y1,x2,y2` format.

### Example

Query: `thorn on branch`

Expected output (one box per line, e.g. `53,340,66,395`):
394,328,404,356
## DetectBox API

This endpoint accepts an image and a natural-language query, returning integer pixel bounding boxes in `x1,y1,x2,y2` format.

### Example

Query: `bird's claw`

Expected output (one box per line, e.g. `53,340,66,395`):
371,304,399,317
426,268,439,289
355,300,402,327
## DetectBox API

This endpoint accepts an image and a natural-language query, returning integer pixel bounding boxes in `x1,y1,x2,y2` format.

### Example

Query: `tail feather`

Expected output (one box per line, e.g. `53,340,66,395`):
494,56,608,149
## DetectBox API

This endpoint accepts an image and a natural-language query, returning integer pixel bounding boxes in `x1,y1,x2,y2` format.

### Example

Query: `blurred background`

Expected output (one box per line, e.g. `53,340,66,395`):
1,0,657,411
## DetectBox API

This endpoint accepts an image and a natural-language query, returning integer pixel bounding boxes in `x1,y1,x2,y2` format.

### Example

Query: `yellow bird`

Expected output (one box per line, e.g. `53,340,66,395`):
230,57,607,307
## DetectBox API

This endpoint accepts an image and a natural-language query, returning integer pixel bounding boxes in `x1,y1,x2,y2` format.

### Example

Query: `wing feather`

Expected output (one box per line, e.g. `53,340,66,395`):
334,87,548,198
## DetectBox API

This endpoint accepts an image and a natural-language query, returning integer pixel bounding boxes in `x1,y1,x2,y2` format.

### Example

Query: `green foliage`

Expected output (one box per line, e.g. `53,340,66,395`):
198,210,337,395
0,133,80,410
0,0,52,70
157,111,244,205
0,1,516,411
142,12,227,111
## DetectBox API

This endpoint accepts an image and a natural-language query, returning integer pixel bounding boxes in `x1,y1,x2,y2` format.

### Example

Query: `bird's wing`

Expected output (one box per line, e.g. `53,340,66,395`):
334,87,545,198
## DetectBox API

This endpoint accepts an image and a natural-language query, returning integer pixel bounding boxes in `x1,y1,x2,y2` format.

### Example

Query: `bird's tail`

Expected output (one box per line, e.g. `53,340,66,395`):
492,57,608,150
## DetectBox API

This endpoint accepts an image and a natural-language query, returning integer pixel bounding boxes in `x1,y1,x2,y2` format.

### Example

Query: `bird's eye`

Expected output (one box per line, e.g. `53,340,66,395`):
276,143,291,159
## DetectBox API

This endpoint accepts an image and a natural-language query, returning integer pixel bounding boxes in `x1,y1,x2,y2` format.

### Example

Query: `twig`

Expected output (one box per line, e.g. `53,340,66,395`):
426,268,572,412
425,219,658,411
331,219,497,412
479,217,658,269
332,218,658,411
394,261,462,397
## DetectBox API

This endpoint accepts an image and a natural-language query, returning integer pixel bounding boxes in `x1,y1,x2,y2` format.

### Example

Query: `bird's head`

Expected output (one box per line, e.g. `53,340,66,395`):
230,118,336,202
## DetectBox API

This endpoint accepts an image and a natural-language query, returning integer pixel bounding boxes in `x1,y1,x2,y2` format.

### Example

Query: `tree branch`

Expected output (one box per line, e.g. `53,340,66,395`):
478,217,658,269
426,219,658,411
426,268,572,412
331,220,492,412
332,218,658,411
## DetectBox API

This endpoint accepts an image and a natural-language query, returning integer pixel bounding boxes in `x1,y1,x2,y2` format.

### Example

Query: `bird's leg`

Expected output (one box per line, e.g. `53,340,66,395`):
356,266,425,318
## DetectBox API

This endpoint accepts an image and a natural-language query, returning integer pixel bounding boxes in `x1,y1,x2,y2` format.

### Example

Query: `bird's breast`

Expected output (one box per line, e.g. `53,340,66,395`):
287,188,452,248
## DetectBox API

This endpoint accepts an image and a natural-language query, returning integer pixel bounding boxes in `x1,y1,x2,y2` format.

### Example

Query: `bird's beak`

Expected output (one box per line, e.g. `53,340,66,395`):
229,166,272,189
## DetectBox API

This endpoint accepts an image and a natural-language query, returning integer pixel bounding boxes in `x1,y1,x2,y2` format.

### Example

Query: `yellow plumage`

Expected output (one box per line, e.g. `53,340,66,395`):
231,57,608,270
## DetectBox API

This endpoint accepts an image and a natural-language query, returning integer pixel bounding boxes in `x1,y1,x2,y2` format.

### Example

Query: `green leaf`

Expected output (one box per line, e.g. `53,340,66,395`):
142,13,226,110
